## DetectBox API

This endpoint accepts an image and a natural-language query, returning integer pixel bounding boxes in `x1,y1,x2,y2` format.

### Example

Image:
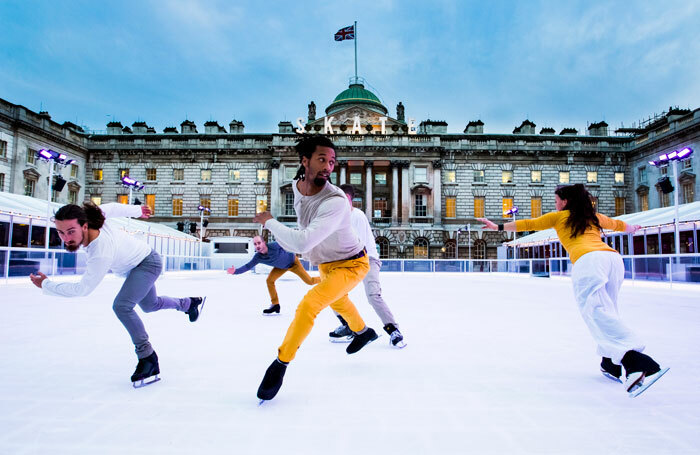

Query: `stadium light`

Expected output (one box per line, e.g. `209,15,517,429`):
120,176,145,205
35,149,75,250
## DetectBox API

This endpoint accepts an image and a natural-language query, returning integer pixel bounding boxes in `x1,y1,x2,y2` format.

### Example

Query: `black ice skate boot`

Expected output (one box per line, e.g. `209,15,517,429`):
621,350,667,397
600,357,622,383
186,297,206,322
131,351,160,388
383,323,407,349
263,304,281,316
257,358,288,402
346,327,378,354
329,324,354,343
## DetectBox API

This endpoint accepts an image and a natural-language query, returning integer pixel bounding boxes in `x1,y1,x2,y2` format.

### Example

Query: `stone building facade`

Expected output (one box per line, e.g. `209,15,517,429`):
1,84,698,259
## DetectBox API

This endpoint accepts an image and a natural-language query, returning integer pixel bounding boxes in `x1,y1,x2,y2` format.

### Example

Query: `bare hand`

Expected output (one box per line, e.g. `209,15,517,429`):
625,224,641,234
226,266,236,274
140,205,152,219
477,218,498,230
30,272,48,289
253,211,273,226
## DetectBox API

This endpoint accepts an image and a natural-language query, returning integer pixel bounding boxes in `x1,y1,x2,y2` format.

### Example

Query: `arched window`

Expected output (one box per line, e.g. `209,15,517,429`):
376,237,390,259
414,237,429,258
443,240,456,258
473,239,486,260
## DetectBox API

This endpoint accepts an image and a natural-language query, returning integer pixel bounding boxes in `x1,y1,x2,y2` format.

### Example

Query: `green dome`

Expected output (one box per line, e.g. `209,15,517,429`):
325,83,388,115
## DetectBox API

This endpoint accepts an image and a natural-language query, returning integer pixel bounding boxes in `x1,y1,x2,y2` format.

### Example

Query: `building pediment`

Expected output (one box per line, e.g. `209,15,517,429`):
23,168,41,180
635,184,649,195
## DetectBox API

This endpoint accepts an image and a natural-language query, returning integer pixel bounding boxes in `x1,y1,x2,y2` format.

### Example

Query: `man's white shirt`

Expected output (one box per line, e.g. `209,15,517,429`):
349,207,379,260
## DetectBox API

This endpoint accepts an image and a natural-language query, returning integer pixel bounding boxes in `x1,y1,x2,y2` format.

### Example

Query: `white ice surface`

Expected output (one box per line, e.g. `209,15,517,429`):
1,272,699,455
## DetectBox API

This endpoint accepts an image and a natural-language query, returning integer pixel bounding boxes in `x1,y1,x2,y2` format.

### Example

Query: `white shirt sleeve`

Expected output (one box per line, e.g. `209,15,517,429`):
99,203,143,219
265,197,346,254
42,254,112,297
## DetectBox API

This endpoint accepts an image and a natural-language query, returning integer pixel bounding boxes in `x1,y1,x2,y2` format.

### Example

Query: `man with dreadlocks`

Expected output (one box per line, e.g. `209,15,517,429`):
478,184,668,397
29,202,205,387
252,135,378,402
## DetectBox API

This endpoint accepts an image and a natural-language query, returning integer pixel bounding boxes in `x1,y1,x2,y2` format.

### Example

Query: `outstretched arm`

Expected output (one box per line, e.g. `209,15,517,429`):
477,218,517,231
40,255,112,297
227,255,260,275
99,203,148,220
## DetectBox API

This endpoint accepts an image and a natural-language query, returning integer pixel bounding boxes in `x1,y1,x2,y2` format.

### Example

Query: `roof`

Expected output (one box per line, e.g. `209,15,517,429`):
508,201,700,247
325,83,388,115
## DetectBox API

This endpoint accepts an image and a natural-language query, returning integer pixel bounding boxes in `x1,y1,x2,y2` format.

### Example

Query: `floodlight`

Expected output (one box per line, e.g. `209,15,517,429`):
667,151,678,160
197,205,212,213
658,153,669,161
677,147,693,159
121,176,145,190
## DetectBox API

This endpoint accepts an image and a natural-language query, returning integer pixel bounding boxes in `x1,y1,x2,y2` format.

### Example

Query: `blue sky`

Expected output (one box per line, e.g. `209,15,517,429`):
1,0,699,134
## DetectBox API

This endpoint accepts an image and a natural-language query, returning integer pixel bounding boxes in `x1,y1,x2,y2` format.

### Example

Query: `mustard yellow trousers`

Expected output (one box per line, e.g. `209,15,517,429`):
277,255,370,363
266,257,321,305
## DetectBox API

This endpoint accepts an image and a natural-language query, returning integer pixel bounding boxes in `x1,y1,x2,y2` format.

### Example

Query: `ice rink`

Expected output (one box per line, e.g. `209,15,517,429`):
1,271,699,455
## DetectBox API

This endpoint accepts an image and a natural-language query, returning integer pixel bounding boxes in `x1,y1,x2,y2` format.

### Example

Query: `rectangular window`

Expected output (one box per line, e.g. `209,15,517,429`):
145,194,155,213
173,168,184,181
329,172,337,185
0,173,4,191
256,195,268,213
118,194,129,204
146,168,157,181
70,164,79,178
199,197,211,211
352,197,363,210
444,171,456,184
445,196,456,218
200,169,212,181
682,182,695,204
91,195,102,205
27,148,35,165
414,167,427,183
591,197,598,211
502,198,513,216
172,197,183,216
284,166,296,181
52,190,60,202
228,169,240,182
559,171,570,184
257,169,269,182
530,170,542,183
284,193,295,216
614,172,625,184
69,189,78,204
531,197,542,217
638,167,647,183
474,197,485,218
586,171,598,183
473,169,485,183
660,166,668,176
0,140,6,157
683,159,692,169
615,197,625,216
24,178,35,197
119,168,129,179
93,169,103,181
414,194,427,217
374,172,387,185
228,197,239,216
373,197,388,218
659,191,670,208
350,172,362,185
501,170,513,184
639,193,649,211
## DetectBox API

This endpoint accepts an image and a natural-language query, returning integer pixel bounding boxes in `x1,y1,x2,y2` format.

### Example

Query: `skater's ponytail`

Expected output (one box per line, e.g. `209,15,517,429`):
554,184,601,238
294,135,336,181
54,202,105,230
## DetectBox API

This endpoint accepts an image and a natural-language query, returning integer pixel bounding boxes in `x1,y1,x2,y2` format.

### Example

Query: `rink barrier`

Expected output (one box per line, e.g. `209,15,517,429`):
3,247,700,286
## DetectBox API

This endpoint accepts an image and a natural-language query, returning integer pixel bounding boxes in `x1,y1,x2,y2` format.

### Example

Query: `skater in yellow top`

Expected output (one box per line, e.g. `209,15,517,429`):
478,184,668,397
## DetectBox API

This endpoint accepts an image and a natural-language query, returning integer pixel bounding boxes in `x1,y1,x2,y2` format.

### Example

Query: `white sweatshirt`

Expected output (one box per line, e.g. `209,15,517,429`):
42,203,152,297
265,180,364,265
349,207,379,260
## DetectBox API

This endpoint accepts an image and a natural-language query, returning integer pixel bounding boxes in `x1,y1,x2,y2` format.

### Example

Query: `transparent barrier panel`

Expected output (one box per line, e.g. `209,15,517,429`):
434,260,463,272
403,260,433,272
380,260,402,272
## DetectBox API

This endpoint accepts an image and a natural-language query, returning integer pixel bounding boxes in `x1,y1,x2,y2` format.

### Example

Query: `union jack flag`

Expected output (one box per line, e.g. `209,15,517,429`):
334,25,355,41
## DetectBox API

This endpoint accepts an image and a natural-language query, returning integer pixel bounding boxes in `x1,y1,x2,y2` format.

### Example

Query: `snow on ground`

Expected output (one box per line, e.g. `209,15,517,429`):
1,271,699,455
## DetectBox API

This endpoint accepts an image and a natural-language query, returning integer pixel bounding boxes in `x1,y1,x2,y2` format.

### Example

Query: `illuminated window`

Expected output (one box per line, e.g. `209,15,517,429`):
119,168,129,179
501,170,513,184
444,171,456,184
70,164,79,178
256,195,268,213
530,170,542,183
257,169,269,182
587,171,598,183
531,197,542,217
200,169,212,181
559,171,570,184
172,197,183,216
502,198,513,216
590,197,598,211
199,197,211,211
93,169,103,181
91,195,102,205
146,168,157,181
145,194,155,213
614,172,625,184
228,197,239,216
615,197,625,216
473,169,485,183
350,173,362,184
228,169,240,181
414,167,427,182
474,197,485,218
173,169,184,181
414,238,429,258
118,194,129,204
445,197,456,218
414,194,427,217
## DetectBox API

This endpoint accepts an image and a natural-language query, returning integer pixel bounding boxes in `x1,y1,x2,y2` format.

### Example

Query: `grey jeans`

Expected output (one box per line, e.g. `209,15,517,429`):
334,256,396,327
112,250,190,359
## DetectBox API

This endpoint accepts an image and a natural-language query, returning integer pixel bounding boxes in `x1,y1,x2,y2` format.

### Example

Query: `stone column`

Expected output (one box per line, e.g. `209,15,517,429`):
401,161,410,225
270,161,280,217
391,161,399,225
432,160,442,224
338,161,347,185
365,161,373,220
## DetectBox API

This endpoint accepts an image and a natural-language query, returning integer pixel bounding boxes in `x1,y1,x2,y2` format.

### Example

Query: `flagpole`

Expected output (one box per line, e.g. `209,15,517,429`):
354,20,357,83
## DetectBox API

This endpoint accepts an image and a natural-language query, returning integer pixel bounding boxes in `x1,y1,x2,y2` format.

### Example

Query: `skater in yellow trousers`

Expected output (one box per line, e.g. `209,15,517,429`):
253,135,378,402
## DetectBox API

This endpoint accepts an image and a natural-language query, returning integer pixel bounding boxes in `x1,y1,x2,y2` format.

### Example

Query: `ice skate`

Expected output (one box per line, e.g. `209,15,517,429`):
329,324,354,343
384,323,406,349
257,358,288,403
600,357,622,383
186,296,206,322
263,304,281,316
346,327,378,354
131,351,160,388
628,368,670,398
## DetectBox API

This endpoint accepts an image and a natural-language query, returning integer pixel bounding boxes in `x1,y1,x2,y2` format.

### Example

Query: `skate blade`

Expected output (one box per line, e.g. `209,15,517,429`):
601,370,623,384
391,340,407,349
329,336,353,343
629,368,669,398
258,399,267,406
132,374,161,388
262,312,281,317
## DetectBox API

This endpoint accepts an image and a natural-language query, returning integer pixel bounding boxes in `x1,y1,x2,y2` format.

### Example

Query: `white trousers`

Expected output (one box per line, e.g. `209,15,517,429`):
571,251,645,364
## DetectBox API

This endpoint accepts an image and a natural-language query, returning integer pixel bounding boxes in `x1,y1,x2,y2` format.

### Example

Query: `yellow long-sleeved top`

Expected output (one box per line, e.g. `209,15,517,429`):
515,211,627,264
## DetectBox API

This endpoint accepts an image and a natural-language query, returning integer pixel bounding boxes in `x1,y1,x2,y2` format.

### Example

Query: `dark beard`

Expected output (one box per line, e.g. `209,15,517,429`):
312,175,329,187
65,243,80,252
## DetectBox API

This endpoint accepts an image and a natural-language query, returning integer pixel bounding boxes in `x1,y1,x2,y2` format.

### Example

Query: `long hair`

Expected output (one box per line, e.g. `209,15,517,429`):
54,202,105,230
293,135,336,181
554,184,601,238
